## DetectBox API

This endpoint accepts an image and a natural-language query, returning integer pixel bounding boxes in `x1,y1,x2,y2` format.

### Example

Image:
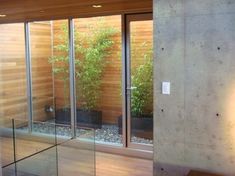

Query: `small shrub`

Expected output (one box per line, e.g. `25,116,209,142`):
48,24,69,109
131,45,153,117
49,19,118,111
76,19,118,110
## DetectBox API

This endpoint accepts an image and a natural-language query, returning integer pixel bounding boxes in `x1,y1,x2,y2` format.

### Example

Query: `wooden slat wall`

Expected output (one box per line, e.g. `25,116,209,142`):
0,23,28,120
30,22,54,121
0,22,53,121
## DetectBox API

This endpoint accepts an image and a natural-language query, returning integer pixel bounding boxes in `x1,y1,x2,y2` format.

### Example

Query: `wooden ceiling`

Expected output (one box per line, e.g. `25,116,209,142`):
0,0,152,24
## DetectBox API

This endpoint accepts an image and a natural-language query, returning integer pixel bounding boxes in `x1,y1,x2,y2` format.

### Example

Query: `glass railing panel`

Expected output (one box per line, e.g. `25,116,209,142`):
2,163,16,176
16,147,57,176
57,127,95,176
13,119,57,162
0,118,15,168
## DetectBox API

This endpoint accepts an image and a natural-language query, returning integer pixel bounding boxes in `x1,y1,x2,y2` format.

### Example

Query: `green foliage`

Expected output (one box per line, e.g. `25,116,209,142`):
76,20,118,110
131,46,153,117
48,23,69,108
49,19,118,110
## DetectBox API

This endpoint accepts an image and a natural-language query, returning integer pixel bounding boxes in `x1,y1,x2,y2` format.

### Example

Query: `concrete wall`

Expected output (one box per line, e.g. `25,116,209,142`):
153,0,235,175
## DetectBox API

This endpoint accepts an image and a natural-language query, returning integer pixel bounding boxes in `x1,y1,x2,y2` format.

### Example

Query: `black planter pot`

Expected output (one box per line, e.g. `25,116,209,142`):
55,108,102,129
55,108,71,125
118,115,153,139
77,109,102,129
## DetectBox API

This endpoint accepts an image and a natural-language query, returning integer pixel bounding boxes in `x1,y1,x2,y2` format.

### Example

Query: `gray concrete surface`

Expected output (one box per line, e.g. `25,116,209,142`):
153,0,235,175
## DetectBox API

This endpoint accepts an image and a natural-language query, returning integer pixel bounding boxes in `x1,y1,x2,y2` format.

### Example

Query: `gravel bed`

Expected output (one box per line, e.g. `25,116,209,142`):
19,122,153,145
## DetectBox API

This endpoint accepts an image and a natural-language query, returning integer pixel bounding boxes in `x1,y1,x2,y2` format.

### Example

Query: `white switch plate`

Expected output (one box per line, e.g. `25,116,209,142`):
162,82,170,95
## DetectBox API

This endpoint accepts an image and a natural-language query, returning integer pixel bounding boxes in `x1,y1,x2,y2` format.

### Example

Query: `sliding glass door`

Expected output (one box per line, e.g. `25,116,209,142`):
73,15,123,146
126,14,153,150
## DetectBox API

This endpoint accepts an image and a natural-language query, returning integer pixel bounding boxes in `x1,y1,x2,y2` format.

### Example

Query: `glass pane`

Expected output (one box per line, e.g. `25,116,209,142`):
16,147,57,176
74,15,123,145
0,119,15,167
130,20,153,145
30,21,54,124
52,20,70,129
29,20,71,137
0,23,28,121
2,163,16,176
14,119,56,162
57,127,95,176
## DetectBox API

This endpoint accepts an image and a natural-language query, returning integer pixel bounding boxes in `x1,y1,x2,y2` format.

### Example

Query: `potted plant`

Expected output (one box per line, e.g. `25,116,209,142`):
75,19,118,128
118,45,153,139
49,20,118,128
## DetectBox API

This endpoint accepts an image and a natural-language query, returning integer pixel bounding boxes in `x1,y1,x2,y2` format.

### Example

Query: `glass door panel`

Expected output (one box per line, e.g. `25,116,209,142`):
73,15,123,146
29,20,71,137
127,14,153,149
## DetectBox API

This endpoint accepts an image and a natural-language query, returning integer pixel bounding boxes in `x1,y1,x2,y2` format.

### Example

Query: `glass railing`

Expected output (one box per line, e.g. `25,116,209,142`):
0,118,15,167
0,118,95,176
2,147,58,176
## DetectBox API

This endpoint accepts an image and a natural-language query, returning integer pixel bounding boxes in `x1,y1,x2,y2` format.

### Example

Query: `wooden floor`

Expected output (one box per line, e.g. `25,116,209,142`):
96,152,153,176
0,137,153,176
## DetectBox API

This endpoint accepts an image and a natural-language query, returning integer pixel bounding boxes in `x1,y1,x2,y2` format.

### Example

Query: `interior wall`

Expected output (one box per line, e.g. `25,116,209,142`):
153,0,235,175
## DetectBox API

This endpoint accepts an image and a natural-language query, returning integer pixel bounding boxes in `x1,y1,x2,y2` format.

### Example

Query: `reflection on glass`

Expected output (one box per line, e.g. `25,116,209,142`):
130,20,153,145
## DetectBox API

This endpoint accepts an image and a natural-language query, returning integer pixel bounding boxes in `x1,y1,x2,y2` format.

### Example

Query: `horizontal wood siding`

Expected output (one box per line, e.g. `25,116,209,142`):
0,22,53,121
30,22,54,121
0,23,28,120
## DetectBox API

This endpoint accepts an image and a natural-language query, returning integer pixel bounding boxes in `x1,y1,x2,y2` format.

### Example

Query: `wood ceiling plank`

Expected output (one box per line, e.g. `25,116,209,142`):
0,0,152,24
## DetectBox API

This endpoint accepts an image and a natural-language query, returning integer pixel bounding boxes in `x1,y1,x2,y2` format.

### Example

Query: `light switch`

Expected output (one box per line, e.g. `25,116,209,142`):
162,82,170,95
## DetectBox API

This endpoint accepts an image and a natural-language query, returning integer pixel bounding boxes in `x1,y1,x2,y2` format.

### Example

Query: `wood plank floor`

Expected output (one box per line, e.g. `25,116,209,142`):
1,137,153,176
96,152,153,176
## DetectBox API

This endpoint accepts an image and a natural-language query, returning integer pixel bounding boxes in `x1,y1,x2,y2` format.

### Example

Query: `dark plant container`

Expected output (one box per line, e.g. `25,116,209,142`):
55,108,71,125
55,108,102,129
77,109,102,129
118,115,153,139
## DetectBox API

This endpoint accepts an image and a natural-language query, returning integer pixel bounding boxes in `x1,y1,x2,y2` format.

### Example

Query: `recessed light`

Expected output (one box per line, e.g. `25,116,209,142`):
0,14,6,18
92,4,102,8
